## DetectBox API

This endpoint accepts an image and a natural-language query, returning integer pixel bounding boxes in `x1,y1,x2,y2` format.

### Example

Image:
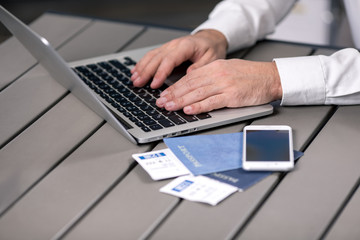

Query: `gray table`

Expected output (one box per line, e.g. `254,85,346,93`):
0,13,359,240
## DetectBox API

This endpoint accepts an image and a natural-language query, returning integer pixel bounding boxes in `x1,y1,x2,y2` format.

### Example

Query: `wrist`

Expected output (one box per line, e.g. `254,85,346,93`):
194,29,228,52
270,61,283,101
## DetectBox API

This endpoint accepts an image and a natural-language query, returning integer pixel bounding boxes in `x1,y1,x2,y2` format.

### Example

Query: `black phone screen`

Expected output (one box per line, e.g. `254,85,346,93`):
246,130,290,162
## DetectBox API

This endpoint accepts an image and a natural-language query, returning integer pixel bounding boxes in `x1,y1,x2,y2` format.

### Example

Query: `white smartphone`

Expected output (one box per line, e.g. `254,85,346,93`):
242,125,294,171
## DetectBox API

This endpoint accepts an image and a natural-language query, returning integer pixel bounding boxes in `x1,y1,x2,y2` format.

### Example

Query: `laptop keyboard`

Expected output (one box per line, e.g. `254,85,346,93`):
73,57,211,132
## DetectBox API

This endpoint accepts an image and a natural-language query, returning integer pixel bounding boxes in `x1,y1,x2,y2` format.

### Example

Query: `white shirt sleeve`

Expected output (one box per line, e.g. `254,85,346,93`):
192,0,297,52
275,48,360,105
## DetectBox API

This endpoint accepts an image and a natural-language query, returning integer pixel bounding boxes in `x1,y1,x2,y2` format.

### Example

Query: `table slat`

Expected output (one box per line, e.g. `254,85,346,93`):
0,66,66,146
243,41,313,61
0,122,150,239
239,106,360,239
0,13,90,89
325,185,360,239
0,94,102,215
58,20,143,62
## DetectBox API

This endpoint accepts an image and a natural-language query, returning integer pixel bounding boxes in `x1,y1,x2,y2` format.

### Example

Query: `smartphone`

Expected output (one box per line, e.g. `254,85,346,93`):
242,125,294,171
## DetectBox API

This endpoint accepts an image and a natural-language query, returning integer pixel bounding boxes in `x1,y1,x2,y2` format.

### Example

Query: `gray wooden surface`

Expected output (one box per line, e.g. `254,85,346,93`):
0,13,359,240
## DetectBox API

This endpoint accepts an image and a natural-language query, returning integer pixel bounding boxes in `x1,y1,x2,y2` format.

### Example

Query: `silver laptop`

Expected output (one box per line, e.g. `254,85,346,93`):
0,6,273,144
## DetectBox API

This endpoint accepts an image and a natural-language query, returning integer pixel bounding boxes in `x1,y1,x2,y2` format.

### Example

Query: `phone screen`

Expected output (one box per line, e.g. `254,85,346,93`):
246,130,290,162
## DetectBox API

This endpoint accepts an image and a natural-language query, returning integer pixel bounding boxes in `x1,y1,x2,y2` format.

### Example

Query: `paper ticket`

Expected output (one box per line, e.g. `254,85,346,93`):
132,148,191,180
160,175,238,206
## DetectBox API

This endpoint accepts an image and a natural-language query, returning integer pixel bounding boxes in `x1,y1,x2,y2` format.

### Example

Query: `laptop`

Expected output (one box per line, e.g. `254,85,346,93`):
0,6,273,144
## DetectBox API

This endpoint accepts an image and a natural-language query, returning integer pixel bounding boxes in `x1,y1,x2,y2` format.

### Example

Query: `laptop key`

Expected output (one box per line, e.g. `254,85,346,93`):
128,95,141,102
111,81,120,88
135,122,145,127
149,124,163,131
104,88,115,94
139,104,153,111
160,110,176,117
158,119,175,128
196,113,212,119
124,92,136,98
114,96,126,103
124,56,137,66
135,101,147,108
132,110,145,117
110,92,121,98
120,101,132,107
109,59,127,70
137,115,151,121
153,114,166,120
126,105,138,112
128,116,138,122
178,111,198,122
141,126,151,132
75,66,89,74
146,109,159,116
143,119,156,126
116,106,126,113
169,114,187,125
133,88,145,94
105,97,114,104
116,74,128,82
98,61,113,70
111,102,120,108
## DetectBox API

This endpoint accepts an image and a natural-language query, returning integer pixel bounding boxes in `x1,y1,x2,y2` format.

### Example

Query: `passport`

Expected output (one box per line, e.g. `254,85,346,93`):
164,132,243,175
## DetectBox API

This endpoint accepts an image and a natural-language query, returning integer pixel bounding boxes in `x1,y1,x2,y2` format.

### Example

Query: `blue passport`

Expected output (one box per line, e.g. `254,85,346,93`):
164,133,243,176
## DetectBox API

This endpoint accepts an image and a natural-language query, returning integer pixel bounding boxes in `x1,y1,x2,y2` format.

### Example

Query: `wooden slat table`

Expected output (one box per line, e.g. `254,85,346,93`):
0,13,359,240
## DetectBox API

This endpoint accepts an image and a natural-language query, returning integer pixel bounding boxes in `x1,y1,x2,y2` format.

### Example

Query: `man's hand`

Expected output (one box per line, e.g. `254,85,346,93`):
130,30,228,89
156,59,283,114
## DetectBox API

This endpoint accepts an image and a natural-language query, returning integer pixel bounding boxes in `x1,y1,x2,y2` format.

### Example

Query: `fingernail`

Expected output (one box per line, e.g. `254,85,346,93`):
165,101,175,109
131,71,138,81
160,90,168,97
150,77,160,88
133,77,141,86
184,106,193,114
157,97,167,107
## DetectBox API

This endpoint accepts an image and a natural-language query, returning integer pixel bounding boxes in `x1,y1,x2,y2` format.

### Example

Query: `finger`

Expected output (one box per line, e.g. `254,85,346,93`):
163,65,217,100
133,52,166,87
131,49,158,77
131,50,159,84
162,84,220,111
183,94,227,115
134,42,195,88
157,74,201,107
151,51,193,89
187,51,218,73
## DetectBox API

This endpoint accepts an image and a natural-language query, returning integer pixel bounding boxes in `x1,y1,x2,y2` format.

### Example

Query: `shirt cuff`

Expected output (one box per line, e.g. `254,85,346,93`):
274,56,326,105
